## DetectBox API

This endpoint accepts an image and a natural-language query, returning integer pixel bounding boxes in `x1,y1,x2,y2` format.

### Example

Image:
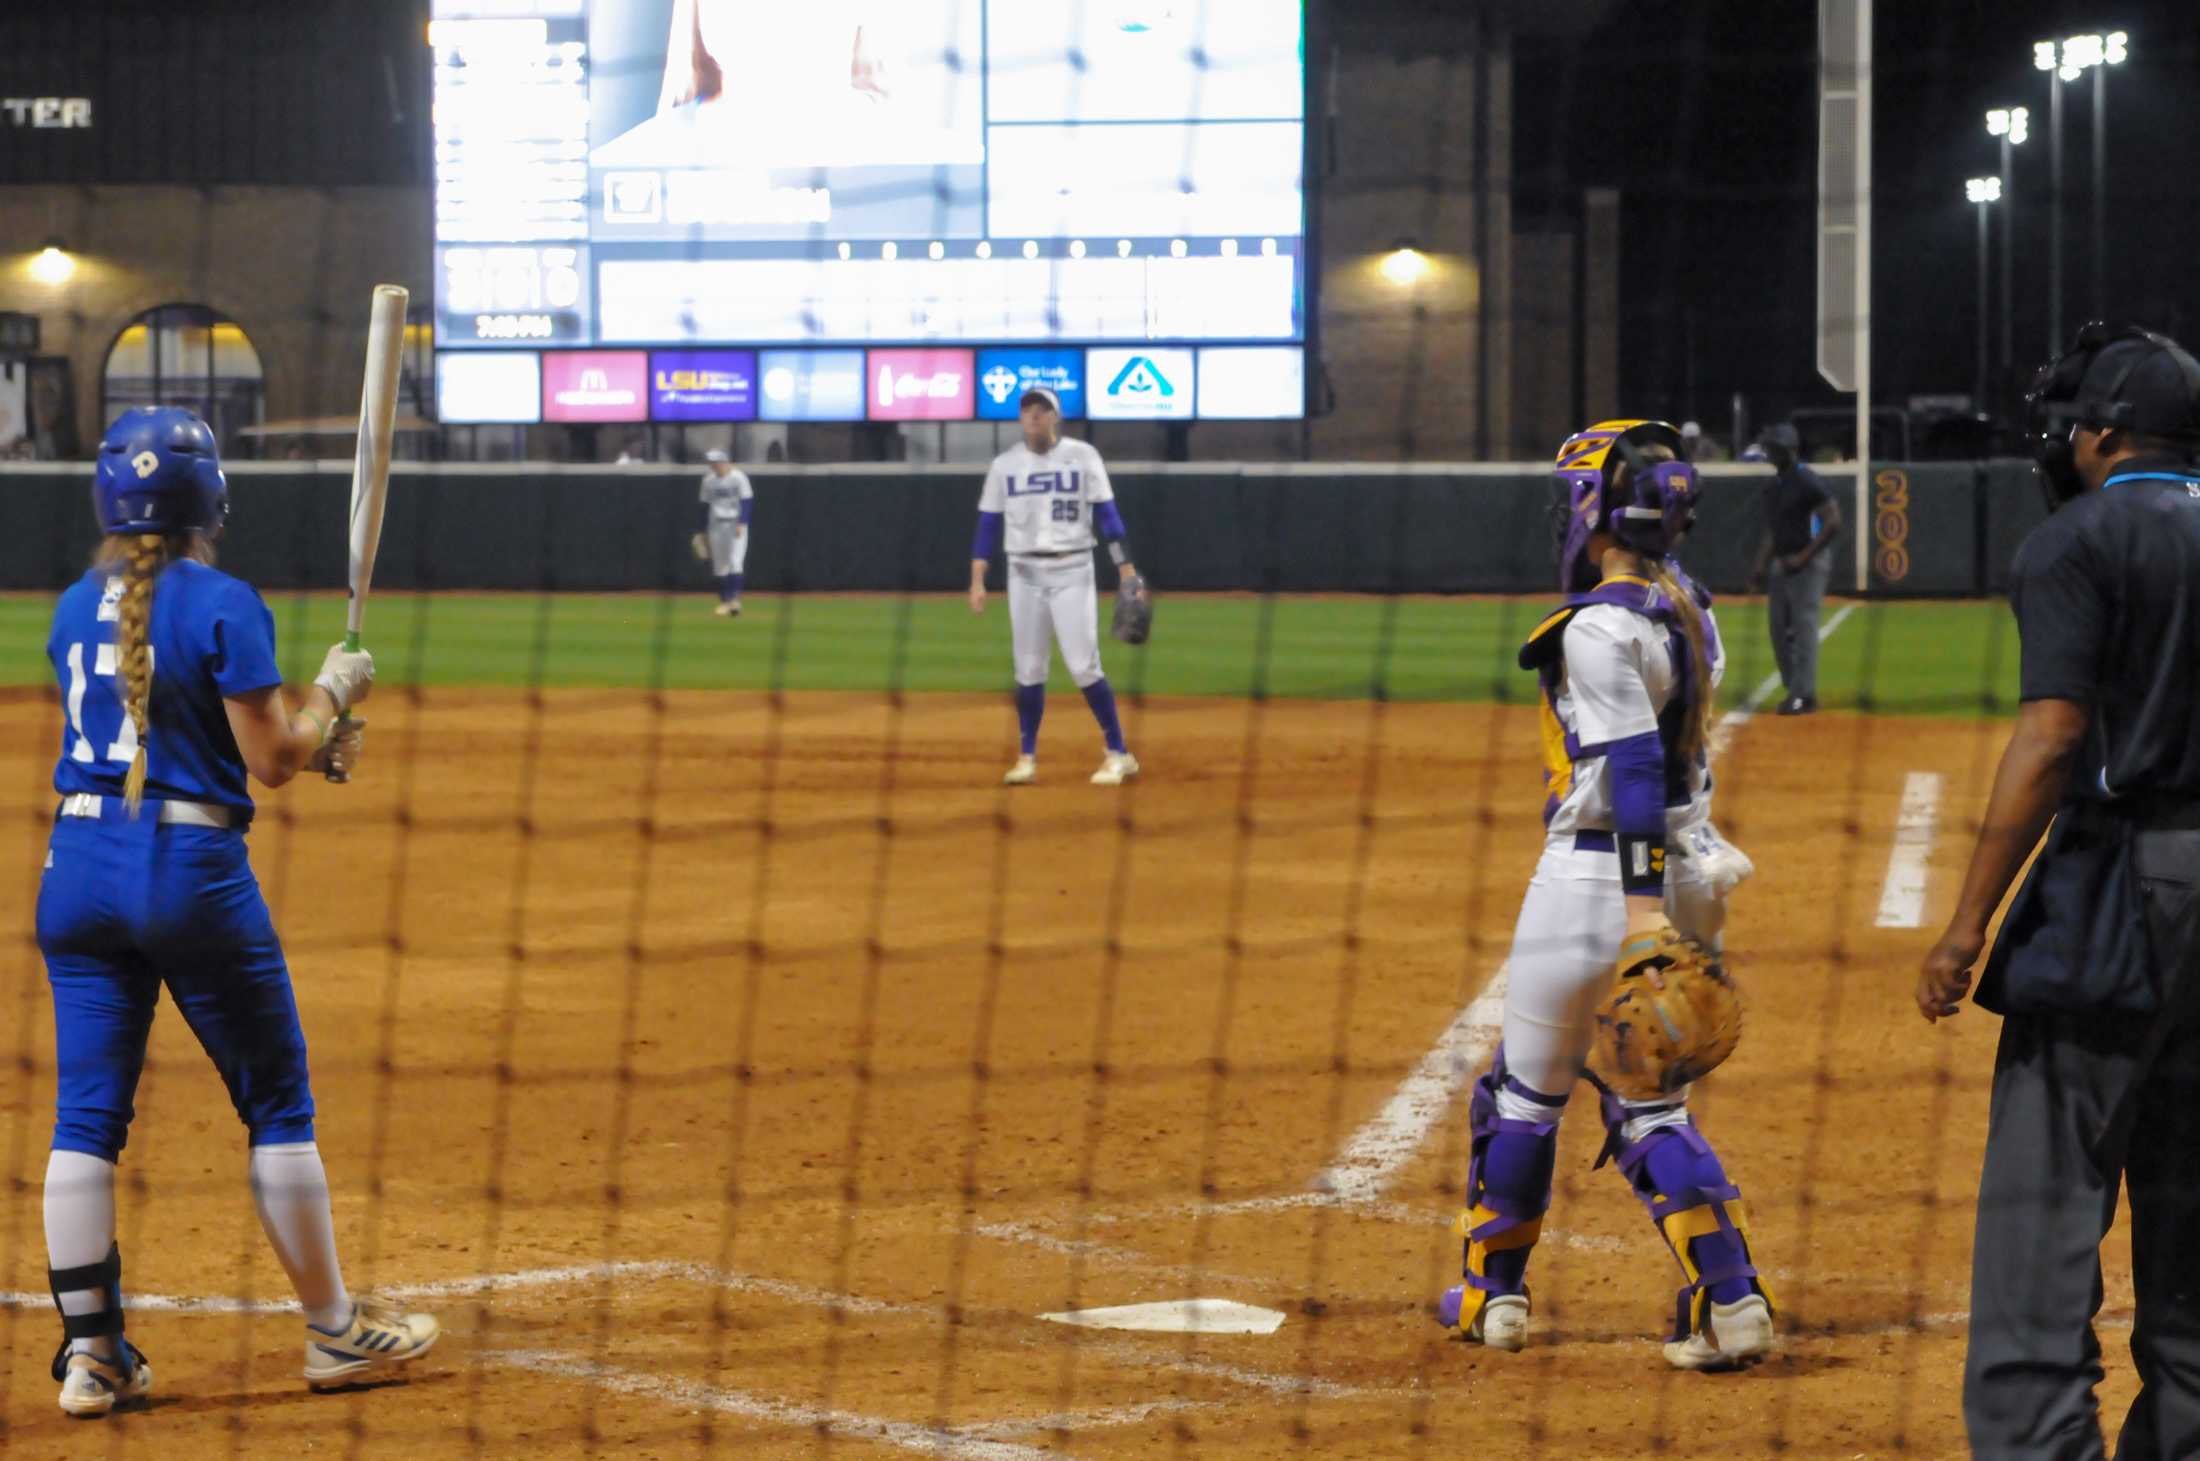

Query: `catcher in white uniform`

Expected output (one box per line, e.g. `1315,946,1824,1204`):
968,388,1140,786
1439,419,1774,1370
695,449,753,617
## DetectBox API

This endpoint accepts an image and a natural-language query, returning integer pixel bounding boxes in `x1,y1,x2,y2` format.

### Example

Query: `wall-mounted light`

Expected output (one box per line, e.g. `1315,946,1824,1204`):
1380,239,1428,287
29,237,75,286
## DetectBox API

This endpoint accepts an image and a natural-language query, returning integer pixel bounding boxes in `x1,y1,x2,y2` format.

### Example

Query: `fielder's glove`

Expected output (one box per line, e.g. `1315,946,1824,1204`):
1111,573,1153,645
690,532,711,563
1588,927,1745,1101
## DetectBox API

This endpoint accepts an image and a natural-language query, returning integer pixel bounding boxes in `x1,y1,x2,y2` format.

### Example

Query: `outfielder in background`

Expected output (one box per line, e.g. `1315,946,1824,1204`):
695,448,753,616
36,408,438,1416
1440,420,1774,1369
969,387,1140,786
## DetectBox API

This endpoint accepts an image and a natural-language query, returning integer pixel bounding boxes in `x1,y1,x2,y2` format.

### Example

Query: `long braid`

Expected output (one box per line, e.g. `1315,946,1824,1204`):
1649,559,1715,765
115,533,165,814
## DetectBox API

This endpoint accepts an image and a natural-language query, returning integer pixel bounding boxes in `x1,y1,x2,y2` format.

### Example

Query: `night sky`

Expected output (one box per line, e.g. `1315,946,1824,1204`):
1513,0,2200,434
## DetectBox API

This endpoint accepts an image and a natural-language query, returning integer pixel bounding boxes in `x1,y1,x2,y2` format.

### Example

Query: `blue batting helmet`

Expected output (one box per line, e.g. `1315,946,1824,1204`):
93,407,228,536
1551,419,1698,592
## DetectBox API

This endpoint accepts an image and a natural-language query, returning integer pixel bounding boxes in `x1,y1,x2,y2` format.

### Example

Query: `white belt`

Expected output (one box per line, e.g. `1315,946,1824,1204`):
58,793,234,828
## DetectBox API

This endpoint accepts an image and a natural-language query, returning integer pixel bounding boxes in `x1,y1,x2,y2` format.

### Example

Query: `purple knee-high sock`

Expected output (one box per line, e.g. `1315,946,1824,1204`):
1080,677,1126,754
729,573,744,601
716,575,736,603
1015,684,1045,754
1639,1134,1756,1305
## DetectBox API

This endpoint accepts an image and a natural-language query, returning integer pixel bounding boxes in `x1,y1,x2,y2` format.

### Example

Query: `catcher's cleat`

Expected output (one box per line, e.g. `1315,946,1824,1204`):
304,1298,441,1390
54,1343,152,1417
1663,1294,1773,1372
1002,755,1037,786
1439,1286,1528,1352
1090,752,1139,786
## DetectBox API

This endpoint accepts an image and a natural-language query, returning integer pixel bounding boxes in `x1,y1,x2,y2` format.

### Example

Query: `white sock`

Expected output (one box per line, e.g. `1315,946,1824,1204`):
249,1143,352,1332
43,1149,122,1362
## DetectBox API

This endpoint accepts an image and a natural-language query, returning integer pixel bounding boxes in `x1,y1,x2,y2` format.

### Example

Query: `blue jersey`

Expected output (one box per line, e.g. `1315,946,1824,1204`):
48,560,282,812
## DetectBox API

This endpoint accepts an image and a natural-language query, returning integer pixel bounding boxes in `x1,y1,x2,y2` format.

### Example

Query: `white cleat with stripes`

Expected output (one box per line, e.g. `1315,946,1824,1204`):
304,1298,441,1390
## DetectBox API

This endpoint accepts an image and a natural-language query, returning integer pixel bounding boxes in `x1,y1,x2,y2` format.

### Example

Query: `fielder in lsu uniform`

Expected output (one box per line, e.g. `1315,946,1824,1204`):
968,387,1140,786
1439,420,1773,1370
700,448,754,616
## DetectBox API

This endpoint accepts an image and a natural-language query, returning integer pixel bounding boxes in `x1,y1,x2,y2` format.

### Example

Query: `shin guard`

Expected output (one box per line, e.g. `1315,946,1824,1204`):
1445,1053,1561,1335
1593,1083,1770,1341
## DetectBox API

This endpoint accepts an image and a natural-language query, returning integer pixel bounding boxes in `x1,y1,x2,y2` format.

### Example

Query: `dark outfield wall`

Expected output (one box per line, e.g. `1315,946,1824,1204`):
0,461,2045,598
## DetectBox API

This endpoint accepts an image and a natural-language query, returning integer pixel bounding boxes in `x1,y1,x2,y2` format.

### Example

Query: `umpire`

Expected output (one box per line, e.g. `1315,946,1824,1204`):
1920,323,2200,1460
1748,423,1843,715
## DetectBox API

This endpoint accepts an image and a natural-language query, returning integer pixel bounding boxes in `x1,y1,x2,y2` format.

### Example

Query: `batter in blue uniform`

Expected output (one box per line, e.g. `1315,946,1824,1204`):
37,408,438,1417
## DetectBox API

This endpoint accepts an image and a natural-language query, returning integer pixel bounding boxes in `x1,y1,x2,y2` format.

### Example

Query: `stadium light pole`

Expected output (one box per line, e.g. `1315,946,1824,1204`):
1967,178,2001,410
2034,41,2066,349
2092,32,2128,317
1986,107,2026,386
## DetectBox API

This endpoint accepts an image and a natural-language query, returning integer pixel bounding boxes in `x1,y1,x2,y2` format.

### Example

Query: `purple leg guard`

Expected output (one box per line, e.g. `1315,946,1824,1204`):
1015,684,1045,754
1592,1081,1766,1339
1445,1049,1561,1327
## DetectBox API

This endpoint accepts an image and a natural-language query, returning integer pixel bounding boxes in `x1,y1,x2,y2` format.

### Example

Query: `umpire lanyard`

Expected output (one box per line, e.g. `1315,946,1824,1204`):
2103,471,2200,490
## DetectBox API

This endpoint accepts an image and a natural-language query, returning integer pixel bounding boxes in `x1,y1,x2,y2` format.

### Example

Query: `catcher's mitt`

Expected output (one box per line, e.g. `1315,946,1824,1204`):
1588,927,1744,1101
1111,573,1154,645
690,532,711,563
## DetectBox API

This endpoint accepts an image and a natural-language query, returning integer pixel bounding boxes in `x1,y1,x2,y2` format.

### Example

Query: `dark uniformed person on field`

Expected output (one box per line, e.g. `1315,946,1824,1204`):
1920,322,2200,1461
1747,423,1842,715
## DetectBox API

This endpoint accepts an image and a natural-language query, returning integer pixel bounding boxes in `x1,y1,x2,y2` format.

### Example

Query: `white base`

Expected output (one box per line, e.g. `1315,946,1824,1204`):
1038,1299,1285,1335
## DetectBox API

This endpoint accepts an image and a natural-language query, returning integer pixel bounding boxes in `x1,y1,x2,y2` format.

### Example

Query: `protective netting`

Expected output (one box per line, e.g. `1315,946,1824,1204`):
0,2,2093,1457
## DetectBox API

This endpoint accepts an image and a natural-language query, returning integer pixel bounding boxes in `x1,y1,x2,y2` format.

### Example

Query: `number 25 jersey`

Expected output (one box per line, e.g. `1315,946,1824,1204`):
978,438,1116,555
48,560,284,812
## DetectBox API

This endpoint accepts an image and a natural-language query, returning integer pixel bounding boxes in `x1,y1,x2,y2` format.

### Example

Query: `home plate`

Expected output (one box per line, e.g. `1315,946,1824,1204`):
1038,1300,1287,1335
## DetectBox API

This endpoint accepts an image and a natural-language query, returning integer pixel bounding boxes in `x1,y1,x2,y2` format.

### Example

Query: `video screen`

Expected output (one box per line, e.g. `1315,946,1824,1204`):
429,0,1308,364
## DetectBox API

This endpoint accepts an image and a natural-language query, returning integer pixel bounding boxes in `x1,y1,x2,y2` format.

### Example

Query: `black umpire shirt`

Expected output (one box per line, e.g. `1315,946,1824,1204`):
1764,464,1834,557
1979,455,2200,1015
2009,455,2200,800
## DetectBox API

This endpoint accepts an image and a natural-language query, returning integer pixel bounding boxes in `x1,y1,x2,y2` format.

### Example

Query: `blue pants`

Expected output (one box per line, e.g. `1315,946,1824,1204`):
38,813,316,1162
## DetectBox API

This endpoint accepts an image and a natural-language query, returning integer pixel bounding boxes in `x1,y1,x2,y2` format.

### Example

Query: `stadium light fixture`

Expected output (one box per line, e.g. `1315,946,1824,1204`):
1380,240,1428,287
1986,106,2028,144
1966,177,2001,204
29,240,75,286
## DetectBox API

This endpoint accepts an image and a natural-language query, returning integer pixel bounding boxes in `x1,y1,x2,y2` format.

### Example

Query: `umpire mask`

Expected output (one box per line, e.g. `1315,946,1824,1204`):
2027,322,2200,509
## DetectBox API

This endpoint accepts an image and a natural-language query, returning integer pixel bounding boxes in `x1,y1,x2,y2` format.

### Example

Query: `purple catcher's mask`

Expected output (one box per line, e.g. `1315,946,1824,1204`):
1549,428,1698,592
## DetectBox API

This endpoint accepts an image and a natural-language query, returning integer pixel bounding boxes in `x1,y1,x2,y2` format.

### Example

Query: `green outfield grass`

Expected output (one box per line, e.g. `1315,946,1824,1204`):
0,592,2023,716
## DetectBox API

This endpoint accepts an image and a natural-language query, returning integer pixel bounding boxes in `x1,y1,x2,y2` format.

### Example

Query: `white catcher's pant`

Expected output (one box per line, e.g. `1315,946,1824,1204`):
1008,553,1104,688
708,520,749,577
1498,837,1724,1108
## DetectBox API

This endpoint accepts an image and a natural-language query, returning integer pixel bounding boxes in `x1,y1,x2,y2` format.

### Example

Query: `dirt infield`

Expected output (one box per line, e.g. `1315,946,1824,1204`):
0,685,2143,1457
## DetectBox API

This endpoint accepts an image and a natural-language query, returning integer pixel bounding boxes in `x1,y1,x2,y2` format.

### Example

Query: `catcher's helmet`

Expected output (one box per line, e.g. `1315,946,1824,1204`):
2027,322,2200,508
92,406,228,536
1551,419,1699,592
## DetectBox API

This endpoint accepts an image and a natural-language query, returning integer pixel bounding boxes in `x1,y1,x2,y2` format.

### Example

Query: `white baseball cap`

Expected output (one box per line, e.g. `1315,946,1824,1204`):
1019,387,1061,414
704,449,730,463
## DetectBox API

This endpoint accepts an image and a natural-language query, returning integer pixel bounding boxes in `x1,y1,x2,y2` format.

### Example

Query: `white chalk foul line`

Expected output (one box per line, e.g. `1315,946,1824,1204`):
1306,970,1509,1205
969,1219,1271,1290
483,1349,1053,1461
1874,771,1944,929
1708,602,1857,757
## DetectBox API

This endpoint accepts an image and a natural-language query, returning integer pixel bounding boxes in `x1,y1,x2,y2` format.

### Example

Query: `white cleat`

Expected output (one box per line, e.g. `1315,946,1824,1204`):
304,1298,441,1390
729,601,743,617
1663,1295,1774,1371
55,1344,153,1418
1090,752,1140,786
1470,1294,1530,1353
712,602,736,617
1002,755,1037,786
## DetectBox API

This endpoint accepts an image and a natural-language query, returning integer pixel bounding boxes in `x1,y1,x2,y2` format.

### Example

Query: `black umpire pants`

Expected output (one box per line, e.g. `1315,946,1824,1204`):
1965,833,2200,1461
